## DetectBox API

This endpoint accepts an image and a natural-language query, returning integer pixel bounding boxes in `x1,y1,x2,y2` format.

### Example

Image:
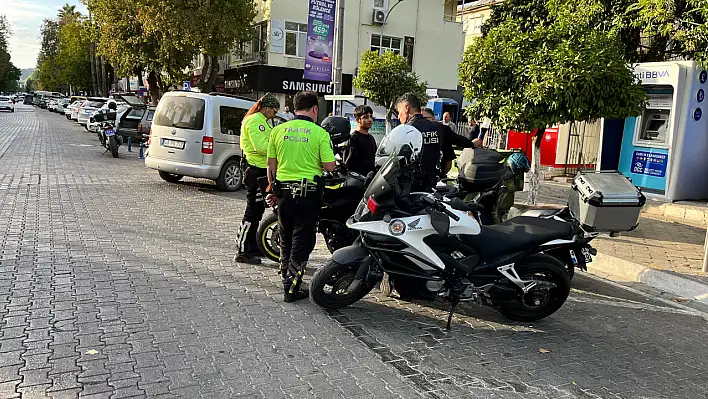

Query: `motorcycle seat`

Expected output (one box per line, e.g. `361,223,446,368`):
456,216,573,260
513,205,568,218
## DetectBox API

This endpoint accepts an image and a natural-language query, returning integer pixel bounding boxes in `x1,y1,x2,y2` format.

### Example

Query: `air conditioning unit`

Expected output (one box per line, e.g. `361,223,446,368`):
372,9,386,24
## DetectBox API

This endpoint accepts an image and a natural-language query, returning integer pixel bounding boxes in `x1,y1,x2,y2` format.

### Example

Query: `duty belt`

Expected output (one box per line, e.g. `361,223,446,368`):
277,179,320,198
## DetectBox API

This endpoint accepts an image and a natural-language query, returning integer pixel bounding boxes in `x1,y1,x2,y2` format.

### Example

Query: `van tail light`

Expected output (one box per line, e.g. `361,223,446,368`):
202,136,214,154
137,123,143,132
367,196,379,215
147,128,152,146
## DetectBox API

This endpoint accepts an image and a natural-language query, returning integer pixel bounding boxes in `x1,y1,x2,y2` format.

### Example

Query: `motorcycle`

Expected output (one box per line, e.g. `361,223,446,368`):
92,109,122,158
256,170,369,262
309,145,581,327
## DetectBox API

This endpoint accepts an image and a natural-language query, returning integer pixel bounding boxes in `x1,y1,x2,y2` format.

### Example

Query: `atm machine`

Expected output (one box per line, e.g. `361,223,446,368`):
598,61,708,201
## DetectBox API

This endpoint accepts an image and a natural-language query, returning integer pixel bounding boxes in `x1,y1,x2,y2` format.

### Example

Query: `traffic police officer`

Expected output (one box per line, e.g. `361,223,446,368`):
234,94,280,265
266,91,336,302
396,93,449,191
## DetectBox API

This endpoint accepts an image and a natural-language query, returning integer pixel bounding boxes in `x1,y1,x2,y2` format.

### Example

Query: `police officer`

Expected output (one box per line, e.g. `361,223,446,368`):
421,107,474,175
234,94,280,265
396,93,449,191
266,91,336,302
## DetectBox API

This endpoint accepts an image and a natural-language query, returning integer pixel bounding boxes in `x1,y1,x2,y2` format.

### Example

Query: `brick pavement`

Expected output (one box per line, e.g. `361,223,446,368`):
519,182,708,284
1,106,707,399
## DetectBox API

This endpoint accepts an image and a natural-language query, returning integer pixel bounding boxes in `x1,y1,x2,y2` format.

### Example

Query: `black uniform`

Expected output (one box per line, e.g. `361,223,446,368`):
407,114,448,191
342,131,377,176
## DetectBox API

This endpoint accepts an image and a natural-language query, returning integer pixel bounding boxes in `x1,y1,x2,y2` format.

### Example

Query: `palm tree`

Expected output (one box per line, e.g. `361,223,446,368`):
58,4,81,23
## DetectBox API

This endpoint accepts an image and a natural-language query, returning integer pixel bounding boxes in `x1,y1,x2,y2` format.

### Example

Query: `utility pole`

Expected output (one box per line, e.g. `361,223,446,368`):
332,0,345,115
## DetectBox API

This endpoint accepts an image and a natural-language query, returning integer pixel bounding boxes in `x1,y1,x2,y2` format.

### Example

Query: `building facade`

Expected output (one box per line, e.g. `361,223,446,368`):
195,0,463,119
456,0,502,48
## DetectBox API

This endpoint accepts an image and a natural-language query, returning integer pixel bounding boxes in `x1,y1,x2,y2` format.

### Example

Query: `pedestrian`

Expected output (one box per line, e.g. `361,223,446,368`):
234,93,281,265
283,105,295,121
266,91,336,302
442,111,457,134
342,105,377,176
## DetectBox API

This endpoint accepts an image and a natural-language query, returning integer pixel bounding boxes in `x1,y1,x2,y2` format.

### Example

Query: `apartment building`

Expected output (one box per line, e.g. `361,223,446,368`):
456,0,502,48
194,0,463,118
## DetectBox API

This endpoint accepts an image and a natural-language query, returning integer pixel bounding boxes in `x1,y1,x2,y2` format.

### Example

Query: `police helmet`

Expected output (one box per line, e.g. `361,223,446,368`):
321,116,352,146
507,152,531,175
375,124,423,167
106,100,118,111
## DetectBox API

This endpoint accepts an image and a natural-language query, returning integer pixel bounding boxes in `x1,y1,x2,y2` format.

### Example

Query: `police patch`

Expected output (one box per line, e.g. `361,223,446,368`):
259,125,266,131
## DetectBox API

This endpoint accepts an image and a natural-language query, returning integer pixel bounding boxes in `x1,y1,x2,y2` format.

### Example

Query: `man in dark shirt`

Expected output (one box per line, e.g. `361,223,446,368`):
421,107,473,176
342,105,377,176
396,93,446,192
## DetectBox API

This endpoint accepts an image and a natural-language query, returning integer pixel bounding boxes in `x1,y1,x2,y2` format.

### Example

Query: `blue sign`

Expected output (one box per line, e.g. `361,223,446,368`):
304,0,336,82
631,151,667,177
701,70,708,84
182,81,191,91
698,89,705,103
694,108,702,121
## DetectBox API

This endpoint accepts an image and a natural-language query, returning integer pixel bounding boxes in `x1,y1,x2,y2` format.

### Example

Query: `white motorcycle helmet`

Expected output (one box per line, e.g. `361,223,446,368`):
375,124,423,167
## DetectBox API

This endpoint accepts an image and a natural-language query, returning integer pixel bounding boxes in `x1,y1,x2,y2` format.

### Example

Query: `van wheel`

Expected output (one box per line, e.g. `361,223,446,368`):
159,171,183,183
216,159,243,191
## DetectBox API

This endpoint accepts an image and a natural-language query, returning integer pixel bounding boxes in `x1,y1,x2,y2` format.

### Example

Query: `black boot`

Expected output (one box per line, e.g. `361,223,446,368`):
283,284,309,303
234,253,261,265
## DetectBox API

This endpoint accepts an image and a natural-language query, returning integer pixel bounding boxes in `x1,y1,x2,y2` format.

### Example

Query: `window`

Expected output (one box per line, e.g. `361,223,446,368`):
285,22,308,57
154,97,205,130
251,23,268,53
372,0,388,9
220,106,247,135
370,34,402,55
146,110,155,122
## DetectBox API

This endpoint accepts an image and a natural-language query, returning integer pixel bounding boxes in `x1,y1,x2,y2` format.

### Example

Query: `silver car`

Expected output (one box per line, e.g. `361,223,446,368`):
78,98,108,127
145,92,286,191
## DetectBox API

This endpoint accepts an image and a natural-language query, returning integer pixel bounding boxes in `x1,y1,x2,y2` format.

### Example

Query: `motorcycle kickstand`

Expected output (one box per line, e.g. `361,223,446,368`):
446,299,459,331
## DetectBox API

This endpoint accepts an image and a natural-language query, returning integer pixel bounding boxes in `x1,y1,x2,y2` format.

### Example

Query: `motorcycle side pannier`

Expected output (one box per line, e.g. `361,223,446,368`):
456,148,506,192
568,171,646,233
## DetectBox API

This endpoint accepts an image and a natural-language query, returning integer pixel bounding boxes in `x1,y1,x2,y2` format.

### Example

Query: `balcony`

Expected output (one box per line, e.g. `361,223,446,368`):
230,51,267,68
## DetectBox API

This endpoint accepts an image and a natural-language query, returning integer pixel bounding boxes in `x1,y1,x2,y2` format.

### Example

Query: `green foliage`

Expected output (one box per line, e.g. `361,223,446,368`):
353,51,427,121
0,15,21,92
56,16,93,92
460,0,646,132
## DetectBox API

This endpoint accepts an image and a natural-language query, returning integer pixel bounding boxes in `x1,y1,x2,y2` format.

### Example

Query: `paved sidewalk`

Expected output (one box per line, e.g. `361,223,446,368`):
520,182,708,296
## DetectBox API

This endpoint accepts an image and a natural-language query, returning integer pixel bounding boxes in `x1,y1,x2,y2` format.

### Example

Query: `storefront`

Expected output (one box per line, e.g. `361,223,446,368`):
223,65,353,121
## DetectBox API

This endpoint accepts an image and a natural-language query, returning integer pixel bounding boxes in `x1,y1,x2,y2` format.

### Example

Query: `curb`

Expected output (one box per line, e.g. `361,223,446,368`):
642,201,708,225
589,252,708,307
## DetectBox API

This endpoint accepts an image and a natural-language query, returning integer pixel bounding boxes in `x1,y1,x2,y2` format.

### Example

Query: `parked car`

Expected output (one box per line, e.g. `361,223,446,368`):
87,100,130,133
23,94,34,105
64,100,79,119
145,92,286,191
116,95,156,142
70,100,85,121
77,98,108,126
0,96,15,112
47,99,57,111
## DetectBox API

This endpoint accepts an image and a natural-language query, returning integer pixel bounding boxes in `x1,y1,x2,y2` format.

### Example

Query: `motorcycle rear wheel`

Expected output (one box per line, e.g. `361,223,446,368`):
310,259,375,309
108,136,118,158
256,213,280,263
497,254,570,322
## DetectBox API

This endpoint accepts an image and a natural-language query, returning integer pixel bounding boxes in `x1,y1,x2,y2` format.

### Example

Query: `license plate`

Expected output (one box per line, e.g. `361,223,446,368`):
161,138,185,150
581,247,593,263
105,129,115,136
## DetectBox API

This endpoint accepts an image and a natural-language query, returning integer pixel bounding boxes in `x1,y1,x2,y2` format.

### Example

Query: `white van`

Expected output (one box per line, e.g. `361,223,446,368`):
145,92,285,191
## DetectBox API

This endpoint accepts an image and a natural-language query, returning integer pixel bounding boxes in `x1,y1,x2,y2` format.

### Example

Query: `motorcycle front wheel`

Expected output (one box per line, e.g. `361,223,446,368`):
497,254,571,322
108,136,118,158
310,259,375,309
256,213,280,263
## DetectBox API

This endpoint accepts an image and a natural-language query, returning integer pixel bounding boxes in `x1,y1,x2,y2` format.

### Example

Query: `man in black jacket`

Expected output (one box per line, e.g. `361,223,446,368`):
396,93,448,191
342,105,377,176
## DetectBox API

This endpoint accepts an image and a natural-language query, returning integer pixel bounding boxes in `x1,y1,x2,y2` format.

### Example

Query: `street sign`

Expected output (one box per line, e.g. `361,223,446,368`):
324,94,355,101
182,81,191,91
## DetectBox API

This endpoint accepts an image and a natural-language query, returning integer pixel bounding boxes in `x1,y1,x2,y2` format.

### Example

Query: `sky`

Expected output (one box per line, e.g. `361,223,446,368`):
0,0,88,69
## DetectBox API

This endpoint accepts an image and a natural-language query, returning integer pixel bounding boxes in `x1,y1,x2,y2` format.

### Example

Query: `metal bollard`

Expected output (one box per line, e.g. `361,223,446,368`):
127,136,132,152
138,142,145,160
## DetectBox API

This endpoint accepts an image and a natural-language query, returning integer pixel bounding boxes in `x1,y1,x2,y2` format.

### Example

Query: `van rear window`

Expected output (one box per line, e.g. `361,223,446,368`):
154,97,205,130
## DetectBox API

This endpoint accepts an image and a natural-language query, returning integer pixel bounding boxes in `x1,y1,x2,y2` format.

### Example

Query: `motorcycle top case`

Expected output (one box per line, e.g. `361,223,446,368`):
456,148,506,192
92,110,117,123
568,171,646,233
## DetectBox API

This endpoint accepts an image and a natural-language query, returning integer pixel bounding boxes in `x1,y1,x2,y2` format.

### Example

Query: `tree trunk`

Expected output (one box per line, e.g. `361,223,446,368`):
147,70,159,106
89,43,98,96
526,127,545,205
137,69,143,95
100,56,108,96
198,54,219,93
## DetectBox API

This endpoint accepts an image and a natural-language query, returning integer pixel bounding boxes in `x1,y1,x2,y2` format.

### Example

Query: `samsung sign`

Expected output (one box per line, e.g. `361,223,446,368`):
282,80,334,94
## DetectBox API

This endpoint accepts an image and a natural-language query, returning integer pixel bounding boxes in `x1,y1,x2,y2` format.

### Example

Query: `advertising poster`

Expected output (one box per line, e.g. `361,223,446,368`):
631,150,667,177
304,0,336,82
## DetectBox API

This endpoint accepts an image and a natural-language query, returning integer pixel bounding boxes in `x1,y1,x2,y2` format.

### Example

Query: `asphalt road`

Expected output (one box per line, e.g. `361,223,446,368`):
1,104,707,399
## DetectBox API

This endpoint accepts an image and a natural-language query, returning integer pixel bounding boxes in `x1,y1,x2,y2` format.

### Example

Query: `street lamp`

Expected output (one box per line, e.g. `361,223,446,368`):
381,0,406,38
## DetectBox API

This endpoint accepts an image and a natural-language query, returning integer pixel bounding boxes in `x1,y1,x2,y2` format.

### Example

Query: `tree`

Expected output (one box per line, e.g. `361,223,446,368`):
0,15,21,93
460,0,647,204
56,15,93,93
353,50,428,128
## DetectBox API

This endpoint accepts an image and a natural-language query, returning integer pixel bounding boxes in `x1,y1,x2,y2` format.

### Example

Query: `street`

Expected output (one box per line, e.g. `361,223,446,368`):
1,104,707,399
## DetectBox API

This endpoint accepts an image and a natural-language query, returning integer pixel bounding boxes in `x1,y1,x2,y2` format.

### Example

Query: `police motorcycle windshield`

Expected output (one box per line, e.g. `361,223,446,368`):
361,145,414,214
